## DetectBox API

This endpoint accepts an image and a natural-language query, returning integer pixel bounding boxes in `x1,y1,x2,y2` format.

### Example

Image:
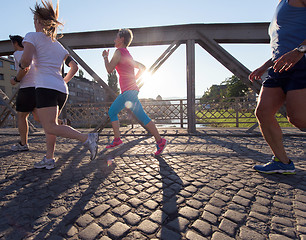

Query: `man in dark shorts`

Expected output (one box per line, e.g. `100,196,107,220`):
249,0,306,174
9,35,37,151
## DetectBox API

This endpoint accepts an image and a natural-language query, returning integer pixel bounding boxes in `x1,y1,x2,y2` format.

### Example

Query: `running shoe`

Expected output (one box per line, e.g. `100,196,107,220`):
106,138,123,149
83,132,99,160
34,156,55,170
155,138,167,156
253,156,295,174
11,142,29,152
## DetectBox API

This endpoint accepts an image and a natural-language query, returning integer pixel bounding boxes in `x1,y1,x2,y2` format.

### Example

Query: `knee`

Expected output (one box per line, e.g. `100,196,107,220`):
254,106,265,123
287,114,306,129
42,122,58,135
108,109,118,122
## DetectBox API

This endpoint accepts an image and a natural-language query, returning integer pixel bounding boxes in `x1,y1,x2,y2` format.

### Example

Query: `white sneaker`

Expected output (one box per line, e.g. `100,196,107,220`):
11,142,29,152
83,133,99,160
34,156,56,170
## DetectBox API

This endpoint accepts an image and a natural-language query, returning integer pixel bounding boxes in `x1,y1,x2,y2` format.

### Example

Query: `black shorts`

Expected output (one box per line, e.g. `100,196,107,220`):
35,88,67,111
263,56,306,94
16,87,36,112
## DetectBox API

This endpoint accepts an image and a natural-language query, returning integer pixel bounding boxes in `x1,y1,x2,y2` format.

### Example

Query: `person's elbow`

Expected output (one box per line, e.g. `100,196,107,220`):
70,62,79,75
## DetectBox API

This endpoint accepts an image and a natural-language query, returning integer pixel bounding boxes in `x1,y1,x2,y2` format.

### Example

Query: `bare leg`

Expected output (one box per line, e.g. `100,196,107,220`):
145,121,161,142
111,120,121,139
286,88,306,130
17,112,30,145
37,106,88,143
255,87,289,164
46,133,56,159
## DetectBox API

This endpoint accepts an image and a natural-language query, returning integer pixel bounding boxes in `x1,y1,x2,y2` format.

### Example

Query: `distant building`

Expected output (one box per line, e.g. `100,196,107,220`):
0,56,18,98
0,56,106,104
66,76,106,104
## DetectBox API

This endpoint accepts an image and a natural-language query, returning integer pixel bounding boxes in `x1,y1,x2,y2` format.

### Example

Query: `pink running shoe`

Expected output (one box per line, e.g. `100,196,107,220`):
106,138,123,149
155,138,167,156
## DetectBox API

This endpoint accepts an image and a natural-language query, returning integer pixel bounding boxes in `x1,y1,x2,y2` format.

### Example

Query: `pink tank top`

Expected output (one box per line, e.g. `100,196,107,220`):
115,48,139,93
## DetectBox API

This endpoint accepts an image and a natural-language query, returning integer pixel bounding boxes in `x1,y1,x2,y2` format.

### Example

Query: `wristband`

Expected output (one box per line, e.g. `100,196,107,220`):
14,76,20,82
18,62,25,70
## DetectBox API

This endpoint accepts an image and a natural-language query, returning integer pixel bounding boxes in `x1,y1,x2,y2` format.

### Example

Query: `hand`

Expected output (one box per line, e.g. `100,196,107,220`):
249,66,267,82
102,49,109,59
273,49,304,73
10,77,17,85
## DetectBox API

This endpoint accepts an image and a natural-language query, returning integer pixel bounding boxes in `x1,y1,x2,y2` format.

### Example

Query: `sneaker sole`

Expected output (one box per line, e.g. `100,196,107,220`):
155,140,167,156
12,149,29,152
34,165,55,170
90,133,99,160
255,169,296,174
105,143,123,149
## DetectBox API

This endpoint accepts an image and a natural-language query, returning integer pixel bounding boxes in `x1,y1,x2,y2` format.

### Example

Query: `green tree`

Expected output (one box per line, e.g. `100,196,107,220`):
200,84,227,103
107,70,120,95
221,75,249,98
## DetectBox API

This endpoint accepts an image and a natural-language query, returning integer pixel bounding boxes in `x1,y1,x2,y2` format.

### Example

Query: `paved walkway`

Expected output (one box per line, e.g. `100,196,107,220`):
0,127,305,240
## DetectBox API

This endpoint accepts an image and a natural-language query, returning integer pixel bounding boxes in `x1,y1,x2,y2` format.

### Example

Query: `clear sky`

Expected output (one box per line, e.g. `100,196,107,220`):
1,0,278,99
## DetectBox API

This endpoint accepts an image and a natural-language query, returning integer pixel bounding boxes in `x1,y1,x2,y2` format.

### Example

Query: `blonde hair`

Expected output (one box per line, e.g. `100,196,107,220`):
118,29,133,47
31,0,63,41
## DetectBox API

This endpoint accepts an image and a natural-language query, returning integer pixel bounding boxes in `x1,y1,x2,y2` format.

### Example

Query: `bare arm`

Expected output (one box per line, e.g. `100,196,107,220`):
103,49,121,73
249,59,273,82
134,61,146,80
63,55,78,83
273,39,306,73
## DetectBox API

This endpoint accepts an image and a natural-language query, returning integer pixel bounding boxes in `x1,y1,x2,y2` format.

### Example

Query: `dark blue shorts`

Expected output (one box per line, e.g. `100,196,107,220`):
36,88,67,111
263,56,306,94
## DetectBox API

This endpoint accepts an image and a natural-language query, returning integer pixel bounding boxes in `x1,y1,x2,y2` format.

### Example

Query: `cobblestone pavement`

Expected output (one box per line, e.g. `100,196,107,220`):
0,128,305,240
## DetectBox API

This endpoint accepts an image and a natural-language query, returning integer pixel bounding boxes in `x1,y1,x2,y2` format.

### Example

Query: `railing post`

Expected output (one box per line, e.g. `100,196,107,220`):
235,98,239,127
186,39,196,134
180,100,184,128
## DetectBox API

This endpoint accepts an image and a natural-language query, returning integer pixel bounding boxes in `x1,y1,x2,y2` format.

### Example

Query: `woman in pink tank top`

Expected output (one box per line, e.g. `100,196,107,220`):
102,29,167,156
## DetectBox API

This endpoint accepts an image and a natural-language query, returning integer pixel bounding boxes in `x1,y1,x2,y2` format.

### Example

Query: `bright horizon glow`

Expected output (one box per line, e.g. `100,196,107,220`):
1,0,278,99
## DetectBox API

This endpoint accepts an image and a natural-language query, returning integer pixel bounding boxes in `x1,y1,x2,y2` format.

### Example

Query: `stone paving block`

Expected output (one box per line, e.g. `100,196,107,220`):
48,206,67,218
237,189,254,199
232,195,251,207
294,201,306,211
128,197,142,207
211,231,235,240
271,223,296,239
201,211,218,225
162,201,180,215
90,204,110,217
191,219,212,236
214,192,231,202
249,211,269,222
208,197,226,208
107,222,130,239
112,204,131,217
156,227,181,240
218,218,238,237
179,206,200,220
186,230,208,240
64,224,78,238
204,204,222,216
167,217,190,232
268,233,294,240
251,204,269,215
76,214,94,227
186,199,202,209
143,200,159,210
254,196,270,206
149,209,168,224
239,226,265,240
99,213,117,227
79,222,102,240
123,212,141,226
137,219,159,234
271,216,294,227
224,209,247,224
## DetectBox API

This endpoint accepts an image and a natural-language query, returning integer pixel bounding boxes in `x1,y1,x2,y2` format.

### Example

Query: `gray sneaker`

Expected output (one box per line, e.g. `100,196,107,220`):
11,142,29,152
84,133,99,160
34,156,56,170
